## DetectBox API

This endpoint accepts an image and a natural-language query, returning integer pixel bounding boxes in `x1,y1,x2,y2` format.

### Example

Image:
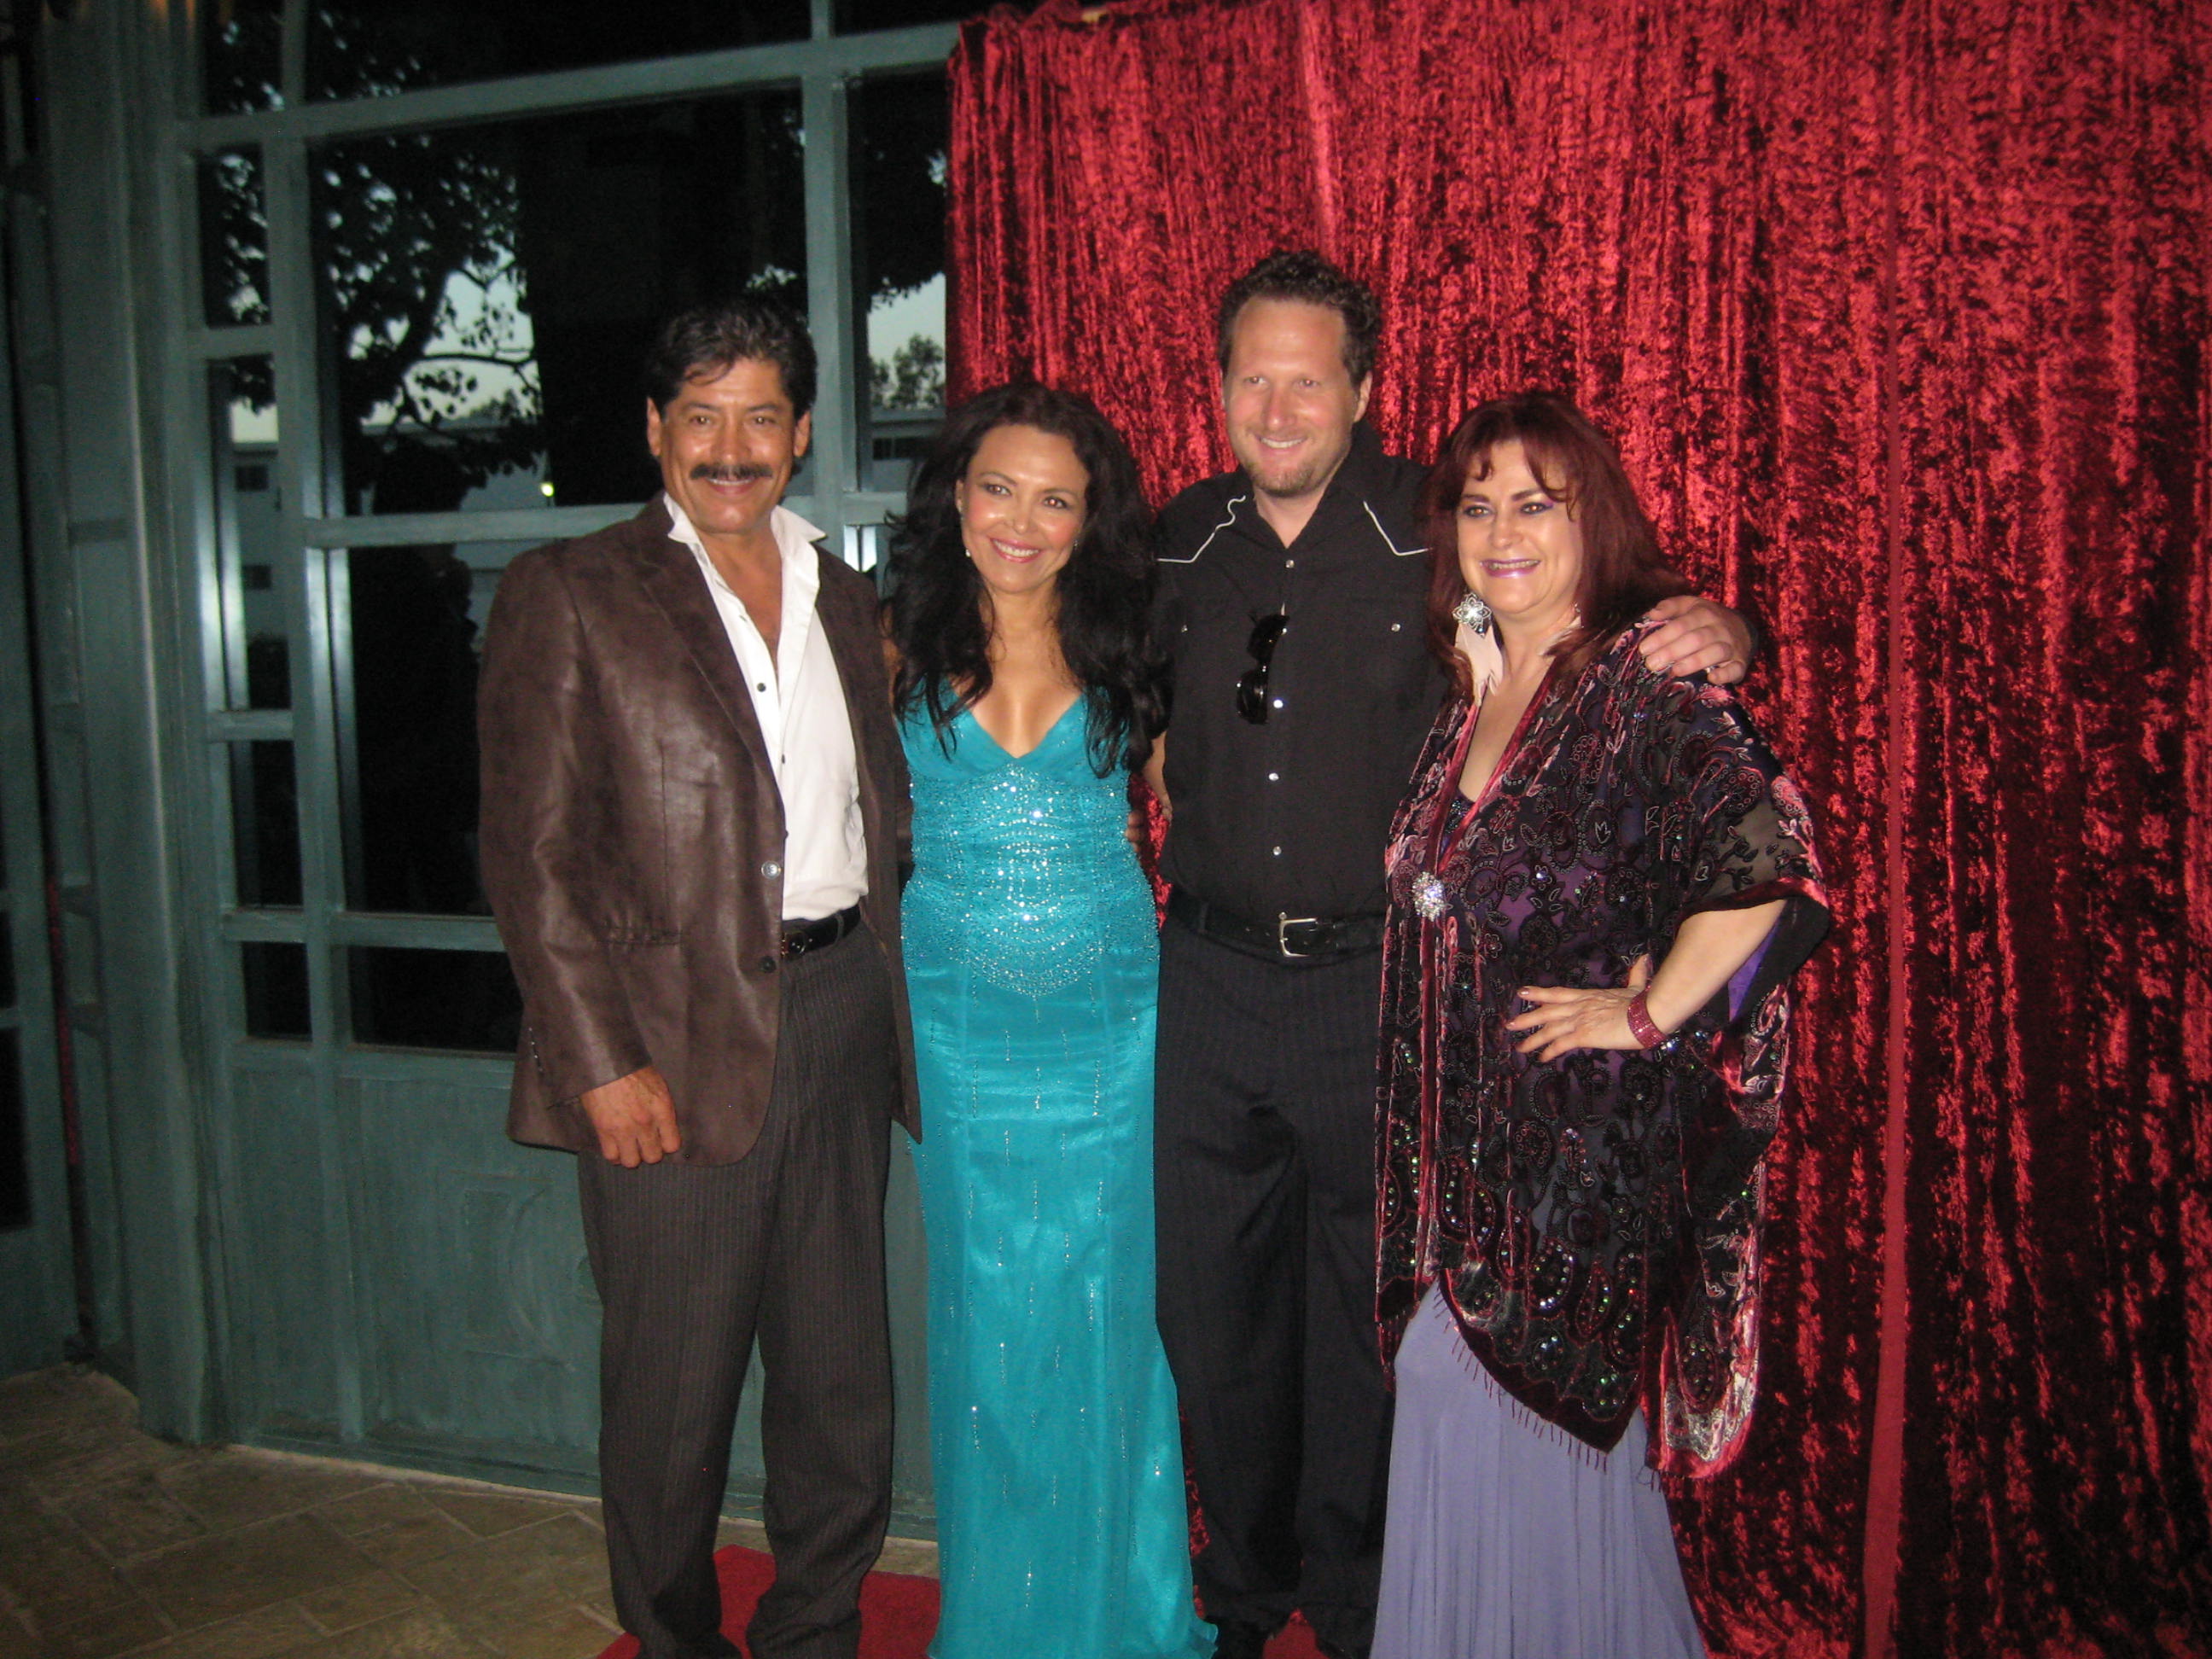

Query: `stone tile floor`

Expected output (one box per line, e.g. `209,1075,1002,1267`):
0,1368,937,1658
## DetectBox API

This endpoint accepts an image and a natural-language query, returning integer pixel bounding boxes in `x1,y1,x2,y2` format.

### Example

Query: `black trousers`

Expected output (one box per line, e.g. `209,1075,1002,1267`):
579,928,899,1659
1154,918,1395,1659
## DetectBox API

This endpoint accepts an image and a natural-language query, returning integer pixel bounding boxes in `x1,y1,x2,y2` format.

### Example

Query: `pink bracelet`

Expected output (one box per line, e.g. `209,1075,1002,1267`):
1626,991,1668,1050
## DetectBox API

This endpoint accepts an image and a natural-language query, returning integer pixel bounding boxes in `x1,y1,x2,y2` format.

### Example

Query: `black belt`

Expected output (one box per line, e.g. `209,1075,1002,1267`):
1166,888,1385,960
780,905,862,958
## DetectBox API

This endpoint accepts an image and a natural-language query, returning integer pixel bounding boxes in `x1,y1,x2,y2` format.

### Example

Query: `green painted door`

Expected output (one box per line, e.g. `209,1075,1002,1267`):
87,3,963,1518
0,191,79,1378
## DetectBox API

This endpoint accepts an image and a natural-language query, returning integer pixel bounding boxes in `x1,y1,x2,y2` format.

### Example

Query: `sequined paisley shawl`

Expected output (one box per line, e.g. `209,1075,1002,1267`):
1375,626,1829,1477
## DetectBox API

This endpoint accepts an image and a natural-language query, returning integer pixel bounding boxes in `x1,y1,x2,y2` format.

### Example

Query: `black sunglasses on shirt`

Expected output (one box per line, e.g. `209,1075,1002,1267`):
1236,612,1288,725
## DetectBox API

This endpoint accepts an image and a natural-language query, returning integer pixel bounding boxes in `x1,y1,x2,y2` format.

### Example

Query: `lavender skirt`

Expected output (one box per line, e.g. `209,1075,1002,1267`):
1372,1287,1708,1659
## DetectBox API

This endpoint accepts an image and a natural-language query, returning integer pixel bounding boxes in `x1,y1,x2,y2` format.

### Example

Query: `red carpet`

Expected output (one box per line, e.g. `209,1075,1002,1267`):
593,1545,1327,1656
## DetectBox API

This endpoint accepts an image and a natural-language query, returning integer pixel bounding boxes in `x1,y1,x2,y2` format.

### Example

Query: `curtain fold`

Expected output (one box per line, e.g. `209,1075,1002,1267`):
946,2,2212,1650
1881,3,2212,1650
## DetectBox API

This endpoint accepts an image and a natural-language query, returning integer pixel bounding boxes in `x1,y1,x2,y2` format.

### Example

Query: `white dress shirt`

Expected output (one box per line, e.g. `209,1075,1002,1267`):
665,494,867,923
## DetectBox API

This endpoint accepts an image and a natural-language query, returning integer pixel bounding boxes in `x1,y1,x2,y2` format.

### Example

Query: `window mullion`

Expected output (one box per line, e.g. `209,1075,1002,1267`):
801,71,858,560
259,127,370,1436
279,0,309,111
186,323,276,359
180,26,960,152
260,134,343,1039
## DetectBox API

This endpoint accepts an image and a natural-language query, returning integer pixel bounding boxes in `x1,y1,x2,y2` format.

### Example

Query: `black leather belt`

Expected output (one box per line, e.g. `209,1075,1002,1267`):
1166,888,1384,960
780,905,862,958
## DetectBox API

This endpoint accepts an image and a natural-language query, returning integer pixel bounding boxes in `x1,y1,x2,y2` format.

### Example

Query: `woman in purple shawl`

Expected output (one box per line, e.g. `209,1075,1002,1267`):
1371,394,1829,1658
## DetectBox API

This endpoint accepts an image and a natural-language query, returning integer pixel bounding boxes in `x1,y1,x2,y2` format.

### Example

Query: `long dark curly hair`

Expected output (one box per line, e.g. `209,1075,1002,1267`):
886,382,1164,776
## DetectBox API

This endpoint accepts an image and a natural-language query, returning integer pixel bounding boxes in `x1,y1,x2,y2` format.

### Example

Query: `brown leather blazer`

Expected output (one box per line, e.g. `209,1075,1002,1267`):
478,501,919,1163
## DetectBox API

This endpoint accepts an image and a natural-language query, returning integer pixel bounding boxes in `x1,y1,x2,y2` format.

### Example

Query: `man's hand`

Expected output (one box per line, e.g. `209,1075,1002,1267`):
1131,733,1171,850
1639,594,1755,686
578,1066,681,1167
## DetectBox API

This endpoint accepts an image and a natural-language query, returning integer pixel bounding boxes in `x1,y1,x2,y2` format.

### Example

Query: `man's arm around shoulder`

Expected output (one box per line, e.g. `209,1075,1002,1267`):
1639,591,1761,686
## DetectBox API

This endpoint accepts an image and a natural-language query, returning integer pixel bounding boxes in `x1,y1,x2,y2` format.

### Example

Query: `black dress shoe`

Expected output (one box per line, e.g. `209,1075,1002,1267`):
1208,1620,1274,1659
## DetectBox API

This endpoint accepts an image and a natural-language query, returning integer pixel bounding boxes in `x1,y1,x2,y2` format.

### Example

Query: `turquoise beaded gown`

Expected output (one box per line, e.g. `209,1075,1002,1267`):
901,697,1213,1659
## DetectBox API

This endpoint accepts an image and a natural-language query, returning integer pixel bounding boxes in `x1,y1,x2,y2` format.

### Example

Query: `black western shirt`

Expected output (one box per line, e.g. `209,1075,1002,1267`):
1155,424,1449,925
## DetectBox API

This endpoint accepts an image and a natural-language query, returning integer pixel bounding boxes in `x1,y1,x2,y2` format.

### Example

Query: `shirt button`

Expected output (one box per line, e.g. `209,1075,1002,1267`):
756,682,767,692
1267,771,1279,782
1272,697,1284,709
1285,558,1295,568
1390,622,1402,632
760,860,782,879
1272,846,1283,856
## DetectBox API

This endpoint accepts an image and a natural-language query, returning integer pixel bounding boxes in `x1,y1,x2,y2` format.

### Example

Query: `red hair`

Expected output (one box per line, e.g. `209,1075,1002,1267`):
1420,393,1691,695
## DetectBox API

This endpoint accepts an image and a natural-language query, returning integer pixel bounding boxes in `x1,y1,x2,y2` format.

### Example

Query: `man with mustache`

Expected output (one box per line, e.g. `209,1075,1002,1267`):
479,299,917,1659
1147,251,1754,1659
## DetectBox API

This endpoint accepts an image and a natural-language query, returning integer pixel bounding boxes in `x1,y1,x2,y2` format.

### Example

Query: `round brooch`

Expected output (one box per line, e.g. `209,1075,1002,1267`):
1412,871,1447,922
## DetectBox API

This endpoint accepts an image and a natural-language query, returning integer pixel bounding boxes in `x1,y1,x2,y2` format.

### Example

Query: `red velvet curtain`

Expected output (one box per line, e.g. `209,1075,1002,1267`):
946,1,2212,1653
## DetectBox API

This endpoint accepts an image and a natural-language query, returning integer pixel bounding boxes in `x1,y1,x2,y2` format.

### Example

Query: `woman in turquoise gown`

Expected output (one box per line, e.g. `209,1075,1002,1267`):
885,384,1212,1659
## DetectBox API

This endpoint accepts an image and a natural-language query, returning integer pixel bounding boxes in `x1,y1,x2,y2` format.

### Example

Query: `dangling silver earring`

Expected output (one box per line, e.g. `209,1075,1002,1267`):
1452,591,1493,635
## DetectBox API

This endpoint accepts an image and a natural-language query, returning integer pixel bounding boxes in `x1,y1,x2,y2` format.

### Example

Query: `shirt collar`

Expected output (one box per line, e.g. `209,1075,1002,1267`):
1306,421,1392,511
1227,422,1393,549
661,492,826,604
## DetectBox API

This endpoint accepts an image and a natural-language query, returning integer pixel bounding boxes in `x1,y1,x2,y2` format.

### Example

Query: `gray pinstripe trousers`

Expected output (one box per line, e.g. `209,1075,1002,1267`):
578,928,899,1659
1153,918,1394,1658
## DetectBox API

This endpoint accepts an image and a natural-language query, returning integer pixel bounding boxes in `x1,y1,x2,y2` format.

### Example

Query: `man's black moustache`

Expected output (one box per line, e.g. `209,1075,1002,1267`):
690,463,775,483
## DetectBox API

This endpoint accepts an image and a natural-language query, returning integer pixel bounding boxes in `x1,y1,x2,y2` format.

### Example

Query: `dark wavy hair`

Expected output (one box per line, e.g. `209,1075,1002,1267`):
643,297,817,418
1214,249,1383,387
1422,393,1692,694
885,382,1165,776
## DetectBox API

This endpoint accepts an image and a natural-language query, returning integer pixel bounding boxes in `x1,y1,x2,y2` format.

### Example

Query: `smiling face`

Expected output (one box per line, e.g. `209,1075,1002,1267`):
1220,298,1371,505
645,356,812,558
1456,439,1586,638
958,422,1089,608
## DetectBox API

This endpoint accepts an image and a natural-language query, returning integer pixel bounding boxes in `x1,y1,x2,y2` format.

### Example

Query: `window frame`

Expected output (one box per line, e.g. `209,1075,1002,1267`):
172,0,958,1062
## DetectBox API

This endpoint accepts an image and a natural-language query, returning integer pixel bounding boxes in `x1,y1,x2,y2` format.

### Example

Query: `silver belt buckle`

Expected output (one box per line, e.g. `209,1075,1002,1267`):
1277,913,1321,957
